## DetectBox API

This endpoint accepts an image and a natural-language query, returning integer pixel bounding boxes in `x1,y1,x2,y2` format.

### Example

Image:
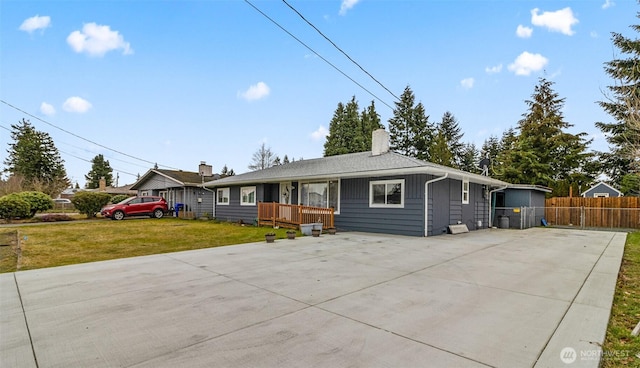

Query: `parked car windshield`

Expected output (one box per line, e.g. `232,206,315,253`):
117,197,136,204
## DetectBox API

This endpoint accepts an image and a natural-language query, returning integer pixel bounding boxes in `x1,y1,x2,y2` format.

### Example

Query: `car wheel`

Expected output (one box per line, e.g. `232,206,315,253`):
152,209,164,219
113,210,125,221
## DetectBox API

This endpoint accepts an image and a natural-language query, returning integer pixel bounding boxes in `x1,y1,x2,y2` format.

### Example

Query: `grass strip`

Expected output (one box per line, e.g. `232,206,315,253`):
602,232,640,367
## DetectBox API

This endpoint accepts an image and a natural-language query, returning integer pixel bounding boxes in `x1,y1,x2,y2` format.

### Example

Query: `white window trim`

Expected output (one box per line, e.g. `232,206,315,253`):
593,193,609,198
369,179,405,208
217,188,230,205
140,191,149,196
297,179,341,214
462,178,470,205
240,186,256,206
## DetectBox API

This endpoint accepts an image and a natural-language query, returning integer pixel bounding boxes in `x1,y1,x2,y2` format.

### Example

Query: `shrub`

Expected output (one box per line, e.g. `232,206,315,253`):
17,191,53,218
0,194,31,222
71,192,112,218
38,214,73,222
110,194,130,204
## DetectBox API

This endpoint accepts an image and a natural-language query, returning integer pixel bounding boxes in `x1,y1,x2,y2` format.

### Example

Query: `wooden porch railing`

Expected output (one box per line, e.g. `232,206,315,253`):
258,202,334,230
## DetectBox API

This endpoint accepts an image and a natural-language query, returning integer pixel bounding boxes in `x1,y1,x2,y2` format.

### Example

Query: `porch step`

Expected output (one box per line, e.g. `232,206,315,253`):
448,224,469,235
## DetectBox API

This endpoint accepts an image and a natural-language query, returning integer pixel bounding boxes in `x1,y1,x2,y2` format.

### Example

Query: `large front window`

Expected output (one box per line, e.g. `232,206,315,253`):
370,179,404,208
299,180,339,212
241,186,256,206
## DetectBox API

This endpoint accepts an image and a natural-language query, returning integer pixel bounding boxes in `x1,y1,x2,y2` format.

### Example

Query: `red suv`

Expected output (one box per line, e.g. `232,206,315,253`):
101,196,168,220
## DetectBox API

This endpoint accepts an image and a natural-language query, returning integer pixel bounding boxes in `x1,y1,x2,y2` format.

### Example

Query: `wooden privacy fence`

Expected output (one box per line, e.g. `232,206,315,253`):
258,202,335,230
545,197,640,229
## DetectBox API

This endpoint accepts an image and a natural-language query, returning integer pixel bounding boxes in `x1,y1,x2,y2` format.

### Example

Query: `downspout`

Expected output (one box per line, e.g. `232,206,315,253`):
489,185,508,228
201,185,216,218
424,173,448,237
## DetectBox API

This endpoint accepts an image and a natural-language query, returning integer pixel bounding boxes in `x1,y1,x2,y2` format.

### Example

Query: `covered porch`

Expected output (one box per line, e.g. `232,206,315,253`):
258,202,335,230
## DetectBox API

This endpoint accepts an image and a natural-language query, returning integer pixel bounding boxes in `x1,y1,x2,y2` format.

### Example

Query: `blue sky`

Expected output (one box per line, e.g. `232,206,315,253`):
0,0,636,187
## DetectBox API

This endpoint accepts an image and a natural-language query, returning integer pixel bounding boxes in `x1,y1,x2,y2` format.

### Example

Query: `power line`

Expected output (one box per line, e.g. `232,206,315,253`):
282,0,400,102
0,100,179,170
243,0,394,110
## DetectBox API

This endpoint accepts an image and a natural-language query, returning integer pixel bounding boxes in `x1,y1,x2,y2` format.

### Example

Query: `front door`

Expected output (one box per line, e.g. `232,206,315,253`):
280,182,292,204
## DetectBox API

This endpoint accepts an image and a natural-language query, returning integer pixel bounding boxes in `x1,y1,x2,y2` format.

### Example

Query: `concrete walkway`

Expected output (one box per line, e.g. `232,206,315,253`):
1,228,626,367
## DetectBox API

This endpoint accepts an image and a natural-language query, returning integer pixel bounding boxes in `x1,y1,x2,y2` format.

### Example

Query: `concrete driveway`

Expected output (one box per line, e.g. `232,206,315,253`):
1,228,626,367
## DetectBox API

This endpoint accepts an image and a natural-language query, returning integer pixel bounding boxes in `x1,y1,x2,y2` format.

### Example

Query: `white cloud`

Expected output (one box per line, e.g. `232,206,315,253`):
63,97,92,113
590,31,598,38
460,78,474,90
67,23,133,57
19,15,51,33
602,0,615,9
516,25,533,38
339,0,360,16
40,102,55,116
531,7,579,36
238,82,270,101
311,125,329,141
508,51,548,76
485,64,503,74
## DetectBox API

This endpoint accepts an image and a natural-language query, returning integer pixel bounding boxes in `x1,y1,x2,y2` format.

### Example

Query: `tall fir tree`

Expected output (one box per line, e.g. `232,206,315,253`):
595,9,640,185
4,119,69,195
324,97,383,156
459,143,480,173
430,111,464,168
499,78,594,195
388,86,433,159
85,154,114,189
358,100,384,152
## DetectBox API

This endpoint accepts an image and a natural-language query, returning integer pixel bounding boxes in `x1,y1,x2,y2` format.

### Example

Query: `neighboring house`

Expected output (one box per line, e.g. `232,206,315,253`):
581,182,623,198
87,179,137,196
204,130,512,237
493,185,552,229
130,162,218,218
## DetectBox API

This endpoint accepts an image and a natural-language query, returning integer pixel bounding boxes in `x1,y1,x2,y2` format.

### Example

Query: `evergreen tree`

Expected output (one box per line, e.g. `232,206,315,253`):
430,111,464,168
283,155,290,164
388,86,433,158
3,119,69,195
459,143,480,173
324,97,383,156
596,10,640,183
429,131,454,167
324,102,348,156
220,165,236,177
85,154,113,189
358,100,384,152
499,78,594,194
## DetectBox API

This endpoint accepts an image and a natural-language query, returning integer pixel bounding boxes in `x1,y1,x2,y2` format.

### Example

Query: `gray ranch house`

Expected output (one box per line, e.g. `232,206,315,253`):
204,130,511,237
130,162,217,218
581,181,623,198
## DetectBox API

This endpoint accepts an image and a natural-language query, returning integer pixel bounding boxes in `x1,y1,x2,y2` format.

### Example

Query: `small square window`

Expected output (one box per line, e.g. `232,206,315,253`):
241,186,256,206
217,188,229,205
369,179,404,208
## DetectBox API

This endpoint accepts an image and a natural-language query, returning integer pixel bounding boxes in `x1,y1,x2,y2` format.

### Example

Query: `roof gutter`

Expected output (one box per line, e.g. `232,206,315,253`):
424,173,448,237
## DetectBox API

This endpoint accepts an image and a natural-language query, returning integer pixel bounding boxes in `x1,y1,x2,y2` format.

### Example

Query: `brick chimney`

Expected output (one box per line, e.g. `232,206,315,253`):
99,177,106,192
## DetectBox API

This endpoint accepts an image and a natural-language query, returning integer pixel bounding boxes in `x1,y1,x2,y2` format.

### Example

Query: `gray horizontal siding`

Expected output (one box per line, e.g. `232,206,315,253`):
336,175,426,237
214,185,260,224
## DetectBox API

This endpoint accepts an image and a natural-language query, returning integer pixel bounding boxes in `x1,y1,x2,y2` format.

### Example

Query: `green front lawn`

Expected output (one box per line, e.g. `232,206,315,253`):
0,218,296,272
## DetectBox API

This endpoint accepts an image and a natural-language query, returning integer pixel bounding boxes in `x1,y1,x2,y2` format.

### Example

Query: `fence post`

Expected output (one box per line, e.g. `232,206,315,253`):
580,206,585,229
